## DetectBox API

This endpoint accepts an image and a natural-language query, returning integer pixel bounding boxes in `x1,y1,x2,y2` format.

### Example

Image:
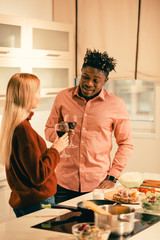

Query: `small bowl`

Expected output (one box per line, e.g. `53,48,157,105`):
139,193,160,213
72,222,111,240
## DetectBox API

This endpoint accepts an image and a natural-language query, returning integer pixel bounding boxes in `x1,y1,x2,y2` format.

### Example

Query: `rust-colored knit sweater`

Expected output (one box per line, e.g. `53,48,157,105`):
6,112,60,209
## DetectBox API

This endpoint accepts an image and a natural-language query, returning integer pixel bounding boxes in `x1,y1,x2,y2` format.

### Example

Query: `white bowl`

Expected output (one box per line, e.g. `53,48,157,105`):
139,194,160,213
72,222,111,240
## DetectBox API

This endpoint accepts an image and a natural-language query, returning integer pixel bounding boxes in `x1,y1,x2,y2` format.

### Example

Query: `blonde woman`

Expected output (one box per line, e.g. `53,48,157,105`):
0,73,69,217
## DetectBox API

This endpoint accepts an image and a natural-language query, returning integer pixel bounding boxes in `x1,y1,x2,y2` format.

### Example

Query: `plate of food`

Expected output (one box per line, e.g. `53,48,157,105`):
104,188,140,204
104,187,160,204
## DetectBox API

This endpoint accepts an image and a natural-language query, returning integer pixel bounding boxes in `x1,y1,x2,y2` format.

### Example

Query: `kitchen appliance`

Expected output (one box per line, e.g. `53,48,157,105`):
41,199,117,220
94,205,136,235
32,210,160,239
43,199,117,211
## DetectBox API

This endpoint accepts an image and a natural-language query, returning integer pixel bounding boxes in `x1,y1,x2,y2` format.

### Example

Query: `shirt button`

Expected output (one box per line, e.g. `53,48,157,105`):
83,127,85,130
80,154,83,157
81,140,84,143
84,113,87,116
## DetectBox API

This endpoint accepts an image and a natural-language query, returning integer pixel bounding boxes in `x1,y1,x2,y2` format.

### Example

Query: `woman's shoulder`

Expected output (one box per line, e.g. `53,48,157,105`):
16,118,30,129
14,119,33,139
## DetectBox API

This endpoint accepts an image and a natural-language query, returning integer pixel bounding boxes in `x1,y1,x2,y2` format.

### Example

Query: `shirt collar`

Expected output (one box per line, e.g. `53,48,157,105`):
27,111,34,120
73,85,105,101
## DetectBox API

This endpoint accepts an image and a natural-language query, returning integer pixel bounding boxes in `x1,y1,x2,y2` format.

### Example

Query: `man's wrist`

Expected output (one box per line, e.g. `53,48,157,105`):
106,175,117,183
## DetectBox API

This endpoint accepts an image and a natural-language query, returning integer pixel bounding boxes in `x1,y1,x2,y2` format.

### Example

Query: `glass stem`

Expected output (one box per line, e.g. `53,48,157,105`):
62,149,66,155
69,135,73,146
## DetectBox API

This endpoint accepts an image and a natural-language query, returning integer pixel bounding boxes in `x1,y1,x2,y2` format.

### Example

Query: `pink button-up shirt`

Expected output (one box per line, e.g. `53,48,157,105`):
45,86,133,192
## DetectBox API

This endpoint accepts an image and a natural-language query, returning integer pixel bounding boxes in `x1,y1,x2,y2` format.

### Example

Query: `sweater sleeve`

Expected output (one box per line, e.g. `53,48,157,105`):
13,122,60,186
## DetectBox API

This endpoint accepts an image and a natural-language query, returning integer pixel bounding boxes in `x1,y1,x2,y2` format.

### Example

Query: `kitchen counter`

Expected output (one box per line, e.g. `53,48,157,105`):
0,172,160,240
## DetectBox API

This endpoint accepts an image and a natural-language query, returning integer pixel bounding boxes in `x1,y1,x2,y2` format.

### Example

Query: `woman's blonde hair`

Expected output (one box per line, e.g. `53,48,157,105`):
0,73,40,168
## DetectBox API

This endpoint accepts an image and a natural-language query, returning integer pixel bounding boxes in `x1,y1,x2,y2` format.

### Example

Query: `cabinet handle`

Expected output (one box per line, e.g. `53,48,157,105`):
46,54,60,57
0,51,10,54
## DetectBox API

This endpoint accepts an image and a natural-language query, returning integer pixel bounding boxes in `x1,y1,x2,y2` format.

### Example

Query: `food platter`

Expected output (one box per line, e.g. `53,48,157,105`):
104,190,140,204
104,187,160,205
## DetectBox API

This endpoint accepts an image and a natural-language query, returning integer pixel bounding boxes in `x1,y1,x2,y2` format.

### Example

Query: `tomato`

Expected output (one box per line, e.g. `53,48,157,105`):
149,188,156,193
138,188,149,193
137,187,156,194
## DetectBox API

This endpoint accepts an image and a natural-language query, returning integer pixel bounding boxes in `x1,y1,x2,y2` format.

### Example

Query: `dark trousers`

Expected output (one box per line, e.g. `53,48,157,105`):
13,195,55,217
55,185,90,204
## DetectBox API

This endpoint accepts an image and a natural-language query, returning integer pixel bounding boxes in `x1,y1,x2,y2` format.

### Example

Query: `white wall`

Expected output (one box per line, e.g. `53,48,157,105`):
0,0,53,21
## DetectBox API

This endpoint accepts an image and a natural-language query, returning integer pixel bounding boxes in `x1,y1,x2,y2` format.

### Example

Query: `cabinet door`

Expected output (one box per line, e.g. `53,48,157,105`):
28,19,73,60
0,67,21,99
30,59,74,98
0,14,27,57
0,15,74,101
0,55,28,99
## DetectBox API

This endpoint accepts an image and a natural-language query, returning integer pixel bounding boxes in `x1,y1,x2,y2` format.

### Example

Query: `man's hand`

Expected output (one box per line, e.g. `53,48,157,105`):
97,179,115,189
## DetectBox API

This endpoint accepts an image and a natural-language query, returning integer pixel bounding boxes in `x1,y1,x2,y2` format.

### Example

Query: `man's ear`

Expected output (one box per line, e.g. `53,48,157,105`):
105,77,109,83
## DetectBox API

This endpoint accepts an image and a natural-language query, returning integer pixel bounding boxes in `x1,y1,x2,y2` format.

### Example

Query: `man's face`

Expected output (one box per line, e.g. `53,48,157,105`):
79,66,108,97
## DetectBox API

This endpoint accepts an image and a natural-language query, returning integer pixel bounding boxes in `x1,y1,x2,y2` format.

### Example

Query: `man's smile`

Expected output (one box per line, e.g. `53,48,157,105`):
82,86,94,93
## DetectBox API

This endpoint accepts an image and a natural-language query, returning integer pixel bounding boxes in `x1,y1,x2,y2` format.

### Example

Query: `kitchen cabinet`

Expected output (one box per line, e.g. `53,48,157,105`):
0,14,27,99
32,59,73,98
0,14,74,99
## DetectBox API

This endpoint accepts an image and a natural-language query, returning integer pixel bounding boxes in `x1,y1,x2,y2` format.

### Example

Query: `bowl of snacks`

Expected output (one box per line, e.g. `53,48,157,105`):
72,222,111,240
139,190,160,213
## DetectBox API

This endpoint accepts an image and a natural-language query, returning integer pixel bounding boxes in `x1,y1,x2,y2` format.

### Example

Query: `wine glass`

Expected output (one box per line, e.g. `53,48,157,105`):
55,122,70,158
64,114,77,148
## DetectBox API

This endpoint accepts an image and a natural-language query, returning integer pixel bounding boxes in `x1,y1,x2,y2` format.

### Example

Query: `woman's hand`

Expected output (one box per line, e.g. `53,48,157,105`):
51,133,69,153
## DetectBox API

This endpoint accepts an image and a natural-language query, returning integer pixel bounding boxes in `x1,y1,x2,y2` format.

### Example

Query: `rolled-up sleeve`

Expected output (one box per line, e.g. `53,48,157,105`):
108,118,133,178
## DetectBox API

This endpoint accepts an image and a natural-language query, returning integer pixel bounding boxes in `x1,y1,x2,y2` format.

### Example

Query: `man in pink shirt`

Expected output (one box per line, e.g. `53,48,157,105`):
45,49,133,203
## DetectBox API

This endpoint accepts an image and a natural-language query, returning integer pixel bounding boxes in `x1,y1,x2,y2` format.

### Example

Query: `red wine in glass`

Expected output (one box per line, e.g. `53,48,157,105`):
56,131,67,138
64,115,77,148
68,122,77,130
55,122,70,158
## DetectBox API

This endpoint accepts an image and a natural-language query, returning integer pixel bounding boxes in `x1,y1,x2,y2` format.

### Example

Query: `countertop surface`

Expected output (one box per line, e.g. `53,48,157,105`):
0,172,160,240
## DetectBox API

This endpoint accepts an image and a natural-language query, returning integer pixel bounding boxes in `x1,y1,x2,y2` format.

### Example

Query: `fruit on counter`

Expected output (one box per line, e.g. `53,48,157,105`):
118,172,144,188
